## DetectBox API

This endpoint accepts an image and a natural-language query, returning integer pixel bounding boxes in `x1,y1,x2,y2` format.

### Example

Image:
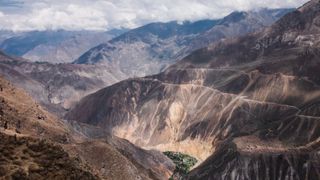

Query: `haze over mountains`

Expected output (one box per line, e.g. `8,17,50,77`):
75,8,293,77
0,8,291,113
0,29,127,63
1,1,319,179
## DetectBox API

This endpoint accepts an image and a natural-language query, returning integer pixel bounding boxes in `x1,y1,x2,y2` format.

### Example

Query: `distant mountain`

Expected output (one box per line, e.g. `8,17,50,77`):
74,8,293,77
0,51,127,113
74,20,220,76
182,8,294,54
0,29,127,63
0,8,293,114
66,1,320,179
0,30,19,44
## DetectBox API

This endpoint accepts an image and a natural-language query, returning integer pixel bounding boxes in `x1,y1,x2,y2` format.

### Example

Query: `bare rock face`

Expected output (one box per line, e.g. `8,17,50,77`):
66,1,320,179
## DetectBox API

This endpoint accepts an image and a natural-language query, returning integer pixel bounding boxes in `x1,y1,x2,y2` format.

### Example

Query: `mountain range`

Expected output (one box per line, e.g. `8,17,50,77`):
0,29,127,63
0,8,292,114
0,52,127,112
1,1,319,179
74,8,293,77
66,1,320,179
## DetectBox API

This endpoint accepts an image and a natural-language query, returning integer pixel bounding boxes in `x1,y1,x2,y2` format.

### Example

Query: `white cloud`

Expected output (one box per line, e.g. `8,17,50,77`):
0,0,310,31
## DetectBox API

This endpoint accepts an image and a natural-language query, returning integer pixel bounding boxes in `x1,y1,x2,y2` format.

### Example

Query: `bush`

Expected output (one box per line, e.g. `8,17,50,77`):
163,151,198,179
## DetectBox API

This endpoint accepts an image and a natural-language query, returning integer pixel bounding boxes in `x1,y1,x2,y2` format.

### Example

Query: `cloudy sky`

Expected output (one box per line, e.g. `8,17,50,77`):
0,0,309,31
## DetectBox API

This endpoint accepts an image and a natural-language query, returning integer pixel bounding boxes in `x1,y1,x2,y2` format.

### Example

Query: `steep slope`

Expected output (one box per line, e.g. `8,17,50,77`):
74,9,291,77
66,1,320,179
0,76,97,179
0,9,292,113
0,134,98,179
74,20,219,77
188,137,320,180
0,76,174,179
0,29,127,63
182,8,293,55
0,52,127,112
66,76,307,162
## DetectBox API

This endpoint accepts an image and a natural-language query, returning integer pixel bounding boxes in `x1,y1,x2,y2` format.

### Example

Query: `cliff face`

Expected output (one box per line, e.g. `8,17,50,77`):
66,1,320,179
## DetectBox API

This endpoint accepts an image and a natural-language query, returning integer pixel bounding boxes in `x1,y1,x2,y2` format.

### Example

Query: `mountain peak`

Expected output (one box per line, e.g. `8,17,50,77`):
298,0,320,12
219,11,248,24
267,0,320,35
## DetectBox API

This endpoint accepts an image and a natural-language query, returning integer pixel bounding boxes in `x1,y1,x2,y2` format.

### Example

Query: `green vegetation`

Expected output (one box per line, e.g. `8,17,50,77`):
163,151,198,179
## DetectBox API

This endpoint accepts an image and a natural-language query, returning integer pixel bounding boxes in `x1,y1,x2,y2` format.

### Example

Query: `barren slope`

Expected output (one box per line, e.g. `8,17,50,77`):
0,53,127,113
0,76,174,179
66,1,320,179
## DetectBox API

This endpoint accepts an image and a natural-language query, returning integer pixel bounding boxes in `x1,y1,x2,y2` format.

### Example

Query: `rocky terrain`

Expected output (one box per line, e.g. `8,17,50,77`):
180,8,293,56
66,1,320,179
0,134,98,179
74,8,292,77
0,76,174,179
0,9,292,115
0,51,127,112
0,29,127,63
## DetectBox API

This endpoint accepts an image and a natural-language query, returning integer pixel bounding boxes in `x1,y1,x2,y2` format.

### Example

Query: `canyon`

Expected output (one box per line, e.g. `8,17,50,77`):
1,1,319,179
0,76,174,179
0,8,291,114
66,1,320,179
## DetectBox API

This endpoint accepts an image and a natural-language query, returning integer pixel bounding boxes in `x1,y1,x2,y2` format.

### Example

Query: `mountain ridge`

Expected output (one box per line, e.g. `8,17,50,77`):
74,8,293,77
0,29,128,63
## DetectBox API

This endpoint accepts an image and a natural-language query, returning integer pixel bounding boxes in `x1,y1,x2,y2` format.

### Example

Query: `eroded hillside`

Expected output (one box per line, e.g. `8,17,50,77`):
0,76,174,179
66,1,320,179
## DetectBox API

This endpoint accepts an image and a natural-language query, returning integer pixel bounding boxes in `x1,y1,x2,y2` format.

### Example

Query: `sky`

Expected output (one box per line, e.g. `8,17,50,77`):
0,0,310,31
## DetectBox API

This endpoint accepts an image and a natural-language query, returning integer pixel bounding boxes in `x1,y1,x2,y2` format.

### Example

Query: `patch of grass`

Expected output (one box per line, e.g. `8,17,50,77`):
163,151,198,179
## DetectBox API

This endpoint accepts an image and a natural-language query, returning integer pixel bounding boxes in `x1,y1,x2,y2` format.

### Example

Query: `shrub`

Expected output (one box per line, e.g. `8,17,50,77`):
163,151,198,179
